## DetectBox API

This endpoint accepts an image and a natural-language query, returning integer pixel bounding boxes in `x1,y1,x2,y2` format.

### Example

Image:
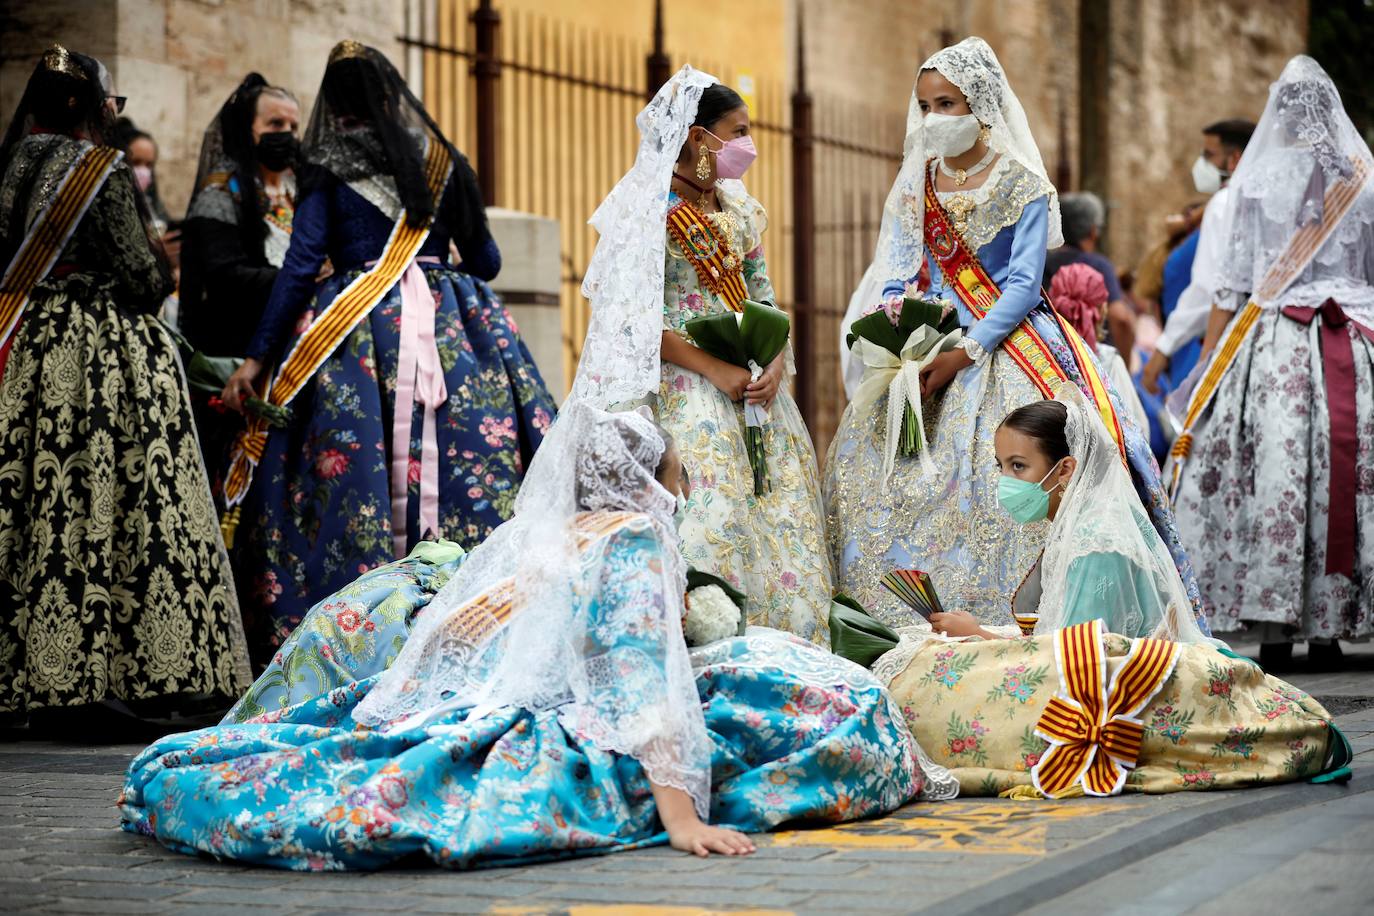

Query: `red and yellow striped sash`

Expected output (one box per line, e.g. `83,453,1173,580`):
922,166,1126,461
1031,620,1179,798
1168,155,1370,498
223,142,453,509
0,145,122,351
666,198,748,312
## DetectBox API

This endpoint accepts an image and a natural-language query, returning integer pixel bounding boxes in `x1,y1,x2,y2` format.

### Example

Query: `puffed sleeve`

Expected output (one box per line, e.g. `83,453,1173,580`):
445,158,501,282
85,164,173,311
966,195,1049,354
245,183,331,363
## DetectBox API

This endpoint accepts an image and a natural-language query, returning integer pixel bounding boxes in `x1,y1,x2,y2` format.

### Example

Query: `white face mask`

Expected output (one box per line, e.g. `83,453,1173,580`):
1192,155,1226,194
675,490,688,514
925,112,982,158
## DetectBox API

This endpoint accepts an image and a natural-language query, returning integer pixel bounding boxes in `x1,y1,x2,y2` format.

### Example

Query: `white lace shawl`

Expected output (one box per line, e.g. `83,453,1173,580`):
575,65,717,409
1038,387,1213,644
1213,55,1374,317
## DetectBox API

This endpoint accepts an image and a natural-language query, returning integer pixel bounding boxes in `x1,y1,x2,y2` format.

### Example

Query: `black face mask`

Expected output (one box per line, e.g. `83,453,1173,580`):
256,131,299,171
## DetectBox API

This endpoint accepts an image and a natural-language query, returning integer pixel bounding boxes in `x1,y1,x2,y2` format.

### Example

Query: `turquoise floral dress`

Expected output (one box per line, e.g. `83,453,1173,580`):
120,516,922,870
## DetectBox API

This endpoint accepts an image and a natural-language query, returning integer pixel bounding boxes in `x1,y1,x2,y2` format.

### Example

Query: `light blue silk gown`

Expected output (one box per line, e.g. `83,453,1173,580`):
120,518,920,870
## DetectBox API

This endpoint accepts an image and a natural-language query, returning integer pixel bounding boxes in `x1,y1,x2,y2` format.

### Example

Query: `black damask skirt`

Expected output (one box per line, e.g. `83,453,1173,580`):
0,277,251,715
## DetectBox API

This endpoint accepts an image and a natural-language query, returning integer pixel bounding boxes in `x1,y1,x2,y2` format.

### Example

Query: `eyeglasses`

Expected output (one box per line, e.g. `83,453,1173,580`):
108,95,127,113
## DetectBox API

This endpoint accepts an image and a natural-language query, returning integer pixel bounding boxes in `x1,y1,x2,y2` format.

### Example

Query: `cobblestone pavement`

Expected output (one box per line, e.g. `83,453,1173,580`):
1,641,1371,916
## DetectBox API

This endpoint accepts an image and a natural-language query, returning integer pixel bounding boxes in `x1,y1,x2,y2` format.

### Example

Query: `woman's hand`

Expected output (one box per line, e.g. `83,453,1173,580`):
929,610,983,638
919,347,974,397
222,357,264,414
708,361,754,402
652,781,756,858
745,354,785,408
666,819,757,858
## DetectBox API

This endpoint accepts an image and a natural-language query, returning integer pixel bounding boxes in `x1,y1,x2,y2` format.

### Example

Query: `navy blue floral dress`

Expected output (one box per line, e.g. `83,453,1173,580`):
234,170,554,659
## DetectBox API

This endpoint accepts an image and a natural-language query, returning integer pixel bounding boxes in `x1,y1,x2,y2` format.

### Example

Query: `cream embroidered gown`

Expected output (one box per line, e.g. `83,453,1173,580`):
656,185,833,643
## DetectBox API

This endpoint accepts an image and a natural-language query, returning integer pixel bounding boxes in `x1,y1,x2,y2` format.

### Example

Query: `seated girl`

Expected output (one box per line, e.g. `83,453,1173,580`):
838,390,1341,798
121,404,955,870
921,386,1213,646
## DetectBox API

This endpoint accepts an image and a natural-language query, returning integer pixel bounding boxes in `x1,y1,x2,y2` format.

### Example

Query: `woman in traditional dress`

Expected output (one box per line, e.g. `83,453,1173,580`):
220,42,554,659
179,74,301,498
121,394,953,868
0,46,250,718
826,37,1202,633
637,79,831,641
1169,56,1374,669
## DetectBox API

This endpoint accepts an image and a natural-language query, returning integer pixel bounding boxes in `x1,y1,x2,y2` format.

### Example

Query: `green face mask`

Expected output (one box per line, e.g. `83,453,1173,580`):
996,463,1060,525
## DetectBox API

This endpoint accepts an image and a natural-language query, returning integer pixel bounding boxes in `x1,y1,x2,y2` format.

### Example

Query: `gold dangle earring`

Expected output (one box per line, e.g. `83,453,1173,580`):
696,139,712,182
978,123,991,146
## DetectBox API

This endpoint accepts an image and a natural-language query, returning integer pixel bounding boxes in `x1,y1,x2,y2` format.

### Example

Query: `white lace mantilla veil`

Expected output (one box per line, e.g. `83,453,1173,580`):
1212,55,1374,318
1040,387,1214,645
840,36,1062,396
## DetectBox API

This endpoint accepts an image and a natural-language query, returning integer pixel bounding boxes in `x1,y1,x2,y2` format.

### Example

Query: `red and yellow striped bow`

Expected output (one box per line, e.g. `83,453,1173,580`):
1032,620,1179,798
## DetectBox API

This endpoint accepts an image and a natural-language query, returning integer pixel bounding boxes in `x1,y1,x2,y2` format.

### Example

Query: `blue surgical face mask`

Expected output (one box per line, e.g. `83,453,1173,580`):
996,462,1061,525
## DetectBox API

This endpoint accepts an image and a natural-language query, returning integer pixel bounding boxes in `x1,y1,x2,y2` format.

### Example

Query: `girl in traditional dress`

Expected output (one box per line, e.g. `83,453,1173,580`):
1169,56,1374,669
830,392,1339,802
220,42,554,659
827,37,1202,633
907,389,1214,650
179,74,301,498
638,80,831,641
0,47,250,717
121,394,953,868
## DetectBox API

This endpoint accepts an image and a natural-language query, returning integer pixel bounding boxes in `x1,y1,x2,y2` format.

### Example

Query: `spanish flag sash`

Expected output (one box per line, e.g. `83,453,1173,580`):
1031,620,1179,798
223,141,453,511
1168,155,1371,499
666,198,748,312
922,164,1126,461
0,144,122,352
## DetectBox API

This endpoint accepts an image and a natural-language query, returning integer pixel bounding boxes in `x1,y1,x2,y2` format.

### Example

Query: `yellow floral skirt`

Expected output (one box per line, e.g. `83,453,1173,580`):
886,631,1336,796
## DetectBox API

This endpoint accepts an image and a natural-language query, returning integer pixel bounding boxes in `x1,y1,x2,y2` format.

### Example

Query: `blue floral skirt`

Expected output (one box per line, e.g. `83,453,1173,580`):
120,549,921,870
232,265,554,658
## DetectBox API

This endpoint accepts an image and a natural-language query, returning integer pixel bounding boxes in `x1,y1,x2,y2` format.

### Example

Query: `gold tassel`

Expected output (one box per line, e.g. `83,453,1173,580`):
220,504,241,550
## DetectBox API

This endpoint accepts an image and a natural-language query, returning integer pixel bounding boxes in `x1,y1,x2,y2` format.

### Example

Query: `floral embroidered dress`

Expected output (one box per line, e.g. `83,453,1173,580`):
0,134,250,714
1169,57,1374,643
659,186,832,642
232,165,555,658
826,158,1203,631
121,517,924,870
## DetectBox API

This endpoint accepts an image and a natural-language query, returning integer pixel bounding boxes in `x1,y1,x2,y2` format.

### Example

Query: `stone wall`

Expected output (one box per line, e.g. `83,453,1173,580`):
2,0,404,216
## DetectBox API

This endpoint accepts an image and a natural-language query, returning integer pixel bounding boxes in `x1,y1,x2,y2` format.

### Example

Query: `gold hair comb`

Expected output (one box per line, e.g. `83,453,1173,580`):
41,44,88,81
329,40,367,63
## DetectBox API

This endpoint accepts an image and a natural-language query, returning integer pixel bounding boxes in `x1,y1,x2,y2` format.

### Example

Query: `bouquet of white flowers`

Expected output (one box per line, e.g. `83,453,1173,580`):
682,569,748,646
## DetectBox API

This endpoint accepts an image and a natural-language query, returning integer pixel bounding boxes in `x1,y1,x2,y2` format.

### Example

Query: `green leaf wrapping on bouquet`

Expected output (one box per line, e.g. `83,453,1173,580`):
244,397,293,429
828,593,900,669
684,299,791,369
186,352,244,396
686,568,749,636
846,296,960,355
684,300,790,497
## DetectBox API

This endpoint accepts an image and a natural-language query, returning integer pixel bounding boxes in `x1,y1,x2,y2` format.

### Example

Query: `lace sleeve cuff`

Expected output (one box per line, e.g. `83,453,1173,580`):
958,336,990,364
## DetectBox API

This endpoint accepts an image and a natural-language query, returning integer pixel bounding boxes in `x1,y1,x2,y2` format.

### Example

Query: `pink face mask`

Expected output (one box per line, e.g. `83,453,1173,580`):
705,130,757,180
132,164,154,192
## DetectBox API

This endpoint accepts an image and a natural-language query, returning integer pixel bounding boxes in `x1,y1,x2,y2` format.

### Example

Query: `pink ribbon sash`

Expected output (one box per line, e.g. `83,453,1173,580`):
389,257,448,558
1282,298,1374,578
